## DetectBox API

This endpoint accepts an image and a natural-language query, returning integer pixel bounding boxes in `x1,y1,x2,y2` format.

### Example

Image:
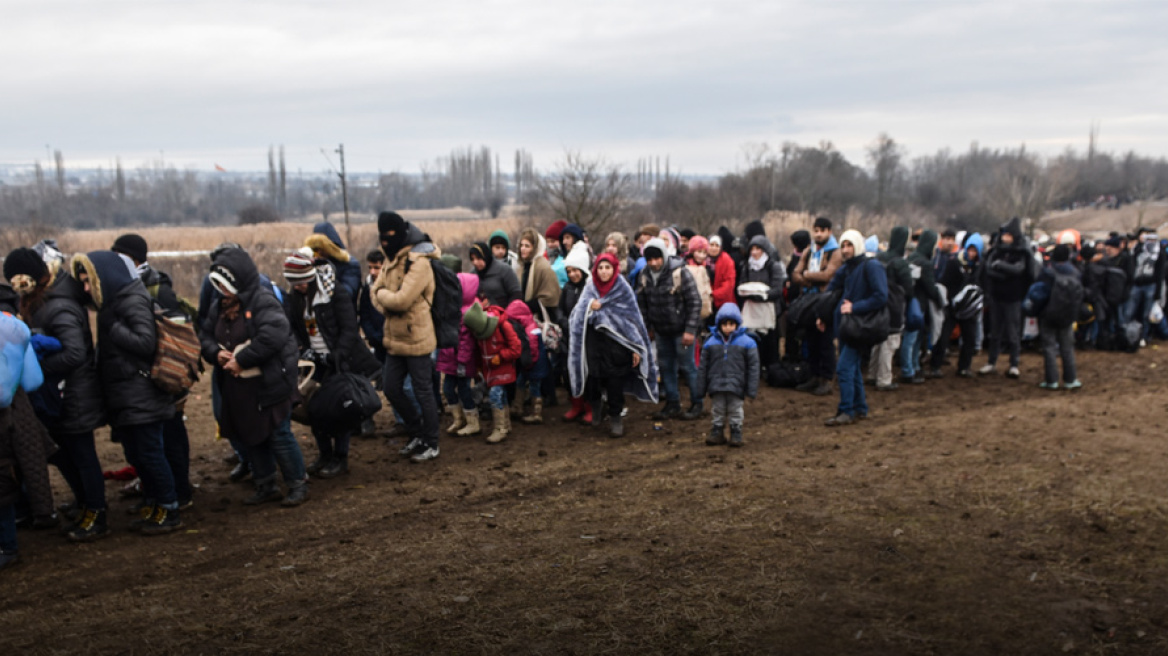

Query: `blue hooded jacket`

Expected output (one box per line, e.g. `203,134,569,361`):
694,303,760,401
1,312,43,408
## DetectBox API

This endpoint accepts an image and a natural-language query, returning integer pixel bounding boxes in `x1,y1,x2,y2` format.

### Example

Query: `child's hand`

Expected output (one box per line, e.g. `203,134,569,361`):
632,352,641,368
590,300,601,311
490,355,501,366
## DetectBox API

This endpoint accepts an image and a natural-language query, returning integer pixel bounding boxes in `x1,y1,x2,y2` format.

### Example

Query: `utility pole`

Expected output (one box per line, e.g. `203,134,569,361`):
336,143,351,247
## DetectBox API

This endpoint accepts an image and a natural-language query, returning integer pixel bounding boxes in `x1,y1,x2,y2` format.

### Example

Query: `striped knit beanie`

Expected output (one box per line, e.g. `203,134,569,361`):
284,251,316,283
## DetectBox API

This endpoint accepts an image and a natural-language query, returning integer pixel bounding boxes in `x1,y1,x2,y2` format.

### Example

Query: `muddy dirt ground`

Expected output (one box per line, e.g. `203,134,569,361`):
2,345,1168,655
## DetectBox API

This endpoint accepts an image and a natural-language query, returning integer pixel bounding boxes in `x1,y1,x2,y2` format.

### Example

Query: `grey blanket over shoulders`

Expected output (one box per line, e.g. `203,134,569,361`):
568,275,658,403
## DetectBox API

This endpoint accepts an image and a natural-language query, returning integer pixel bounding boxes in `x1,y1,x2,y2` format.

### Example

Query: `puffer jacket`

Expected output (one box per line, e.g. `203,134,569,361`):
736,235,787,316
27,271,105,434
506,299,548,378
983,218,1033,303
286,277,381,379
477,305,522,387
907,230,944,308
636,256,701,337
694,303,760,400
306,222,362,304
437,273,479,378
72,250,174,428
474,256,522,309
371,223,441,357
199,248,298,410
710,251,737,310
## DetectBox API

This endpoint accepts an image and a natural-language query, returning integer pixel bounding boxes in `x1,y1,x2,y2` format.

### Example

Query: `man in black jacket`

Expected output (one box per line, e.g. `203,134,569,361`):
72,250,181,535
636,238,702,420
979,218,1032,378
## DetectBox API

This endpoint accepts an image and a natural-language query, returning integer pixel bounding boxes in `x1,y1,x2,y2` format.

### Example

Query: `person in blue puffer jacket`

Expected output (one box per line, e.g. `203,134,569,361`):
694,303,760,447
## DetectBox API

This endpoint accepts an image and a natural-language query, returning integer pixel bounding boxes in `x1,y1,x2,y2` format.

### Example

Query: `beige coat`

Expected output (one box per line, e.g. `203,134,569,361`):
371,240,441,357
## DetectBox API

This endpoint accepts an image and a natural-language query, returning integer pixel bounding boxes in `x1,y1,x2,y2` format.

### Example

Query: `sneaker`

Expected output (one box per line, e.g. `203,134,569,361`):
399,437,423,457
978,364,996,375
67,509,111,543
795,377,820,393
1064,379,1082,390
875,383,899,391
706,424,727,446
924,369,944,379
306,456,329,476
177,497,195,512
139,506,182,536
410,445,440,463
128,504,156,532
1140,339,1147,348
385,423,410,439
728,427,744,447
57,501,83,524
652,402,682,420
824,413,854,427
317,456,349,479
811,381,833,396
1006,366,1020,379
1038,381,1059,390
281,484,310,507
228,461,252,483
911,374,925,384
957,369,974,378
0,550,18,571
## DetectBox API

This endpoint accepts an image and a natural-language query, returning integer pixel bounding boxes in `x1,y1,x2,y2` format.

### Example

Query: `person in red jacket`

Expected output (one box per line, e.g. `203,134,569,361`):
707,235,738,312
463,302,522,444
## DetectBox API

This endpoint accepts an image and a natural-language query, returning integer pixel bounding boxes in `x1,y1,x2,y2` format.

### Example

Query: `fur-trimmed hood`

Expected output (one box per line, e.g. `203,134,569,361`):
70,251,138,310
305,222,352,264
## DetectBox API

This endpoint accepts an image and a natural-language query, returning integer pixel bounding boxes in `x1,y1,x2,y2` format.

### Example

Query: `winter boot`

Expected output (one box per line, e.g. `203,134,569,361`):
510,388,527,419
317,455,349,479
609,415,624,438
796,376,821,393
229,460,252,483
139,506,182,536
563,396,586,422
522,398,544,424
306,455,330,477
445,404,467,434
457,410,482,436
580,401,594,425
729,425,744,447
811,379,834,396
680,401,704,420
67,509,110,543
706,424,727,446
281,481,310,507
244,476,283,505
487,407,510,444
652,402,682,420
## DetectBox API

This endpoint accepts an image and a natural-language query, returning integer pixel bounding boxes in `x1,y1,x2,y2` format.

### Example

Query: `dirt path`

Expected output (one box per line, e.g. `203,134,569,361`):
3,346,1168,655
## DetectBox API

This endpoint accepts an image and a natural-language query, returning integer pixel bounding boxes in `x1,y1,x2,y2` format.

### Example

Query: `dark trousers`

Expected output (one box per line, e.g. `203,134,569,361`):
443,375,475,410
587,375,625,418
48,430,106,511
930,313,977,373
758,330,780,368
986,300,1022,368
162,413,192,502
312,425,353,459
383,355,440,446
807,327,836,380
116,421,177,509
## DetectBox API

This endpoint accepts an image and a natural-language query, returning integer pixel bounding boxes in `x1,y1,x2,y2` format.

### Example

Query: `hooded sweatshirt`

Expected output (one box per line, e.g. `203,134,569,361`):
877,226,914,311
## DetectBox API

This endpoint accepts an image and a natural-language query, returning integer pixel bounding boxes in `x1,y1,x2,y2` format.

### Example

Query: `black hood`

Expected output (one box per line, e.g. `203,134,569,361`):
213,247,260,296
1001,217,1023,243
888,226,909,257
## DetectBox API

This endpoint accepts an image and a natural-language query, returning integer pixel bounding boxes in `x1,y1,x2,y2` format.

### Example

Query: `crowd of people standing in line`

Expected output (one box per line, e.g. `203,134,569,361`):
1,209,1161,571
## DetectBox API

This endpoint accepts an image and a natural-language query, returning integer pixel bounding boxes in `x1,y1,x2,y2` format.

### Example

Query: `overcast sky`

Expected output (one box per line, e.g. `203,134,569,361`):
2,0,1165,176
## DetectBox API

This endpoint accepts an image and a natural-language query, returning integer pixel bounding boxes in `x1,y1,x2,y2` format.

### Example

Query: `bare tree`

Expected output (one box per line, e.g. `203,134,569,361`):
530,151,633,236
867,133,905,214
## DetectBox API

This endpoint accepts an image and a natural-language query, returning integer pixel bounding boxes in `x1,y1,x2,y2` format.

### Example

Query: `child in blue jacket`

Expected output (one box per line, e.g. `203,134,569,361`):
694,303,760,447
1,310,45,571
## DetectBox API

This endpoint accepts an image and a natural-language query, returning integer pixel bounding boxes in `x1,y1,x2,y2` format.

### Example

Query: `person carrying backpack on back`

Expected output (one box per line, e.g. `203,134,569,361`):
871,226,912,391
927,233,984,379
462,302,522,444
1034,245,1083,390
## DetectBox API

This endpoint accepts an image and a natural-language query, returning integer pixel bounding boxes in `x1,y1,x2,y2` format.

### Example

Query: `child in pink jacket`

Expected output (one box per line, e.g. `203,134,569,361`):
438,273,480,435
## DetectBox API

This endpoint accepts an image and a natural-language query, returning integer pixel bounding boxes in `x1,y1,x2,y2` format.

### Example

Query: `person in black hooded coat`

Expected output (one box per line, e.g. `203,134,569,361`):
201,248,306,507
12,255,109,540
979,217,1032,377
71,250,181,534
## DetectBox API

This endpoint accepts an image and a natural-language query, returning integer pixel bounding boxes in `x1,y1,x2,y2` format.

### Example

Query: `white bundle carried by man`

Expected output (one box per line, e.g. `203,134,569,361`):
737,282,776,334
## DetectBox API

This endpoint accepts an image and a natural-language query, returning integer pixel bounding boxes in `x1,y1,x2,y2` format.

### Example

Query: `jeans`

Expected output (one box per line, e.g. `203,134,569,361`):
162,413,192,503
870,332,901,387
0,504,16,553
271,417,307,484
488,385,508,410
383,355,440,446
1040,320,1077,384
710,392,744,428
986,300,1022,368
656,334,697,405
48,430,106,511
1123,283,1157,340
900,329,921,377
116,421,177,509
443,375,475,411
836,343,868,418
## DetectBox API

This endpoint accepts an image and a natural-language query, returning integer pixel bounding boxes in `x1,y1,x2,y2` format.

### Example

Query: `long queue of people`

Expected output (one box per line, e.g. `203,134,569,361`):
0,211,1160,571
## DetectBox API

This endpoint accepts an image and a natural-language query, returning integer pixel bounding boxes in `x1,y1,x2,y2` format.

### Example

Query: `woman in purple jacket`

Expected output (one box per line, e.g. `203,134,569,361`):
438,273,481,435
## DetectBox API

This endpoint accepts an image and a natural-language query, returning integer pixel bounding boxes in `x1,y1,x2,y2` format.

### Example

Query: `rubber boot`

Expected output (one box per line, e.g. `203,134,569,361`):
510,388,526,419
487,407,510,444
445,405,467,434
457,410,482,436
563,396,586,422
580,401,593,425
522,398,544,424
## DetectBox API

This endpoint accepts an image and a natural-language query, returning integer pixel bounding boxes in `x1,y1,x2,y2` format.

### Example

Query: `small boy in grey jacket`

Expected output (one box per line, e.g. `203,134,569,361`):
694,303,760,447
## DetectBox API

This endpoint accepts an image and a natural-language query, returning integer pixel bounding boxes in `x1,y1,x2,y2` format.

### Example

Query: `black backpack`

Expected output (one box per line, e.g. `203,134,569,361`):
786,288,842,329
766,360,812,388
405,257,461,350
879,260,906,332
1042,270,1085,328
507,318,534,371
1101,266,1128,308
306,371,383,431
